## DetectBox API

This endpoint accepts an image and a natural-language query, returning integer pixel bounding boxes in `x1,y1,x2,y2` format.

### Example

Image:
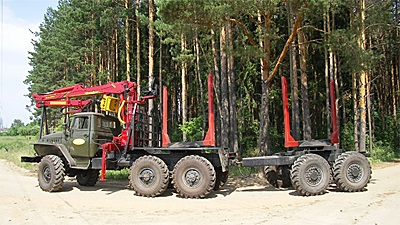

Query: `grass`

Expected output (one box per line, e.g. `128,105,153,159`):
0,136,37,170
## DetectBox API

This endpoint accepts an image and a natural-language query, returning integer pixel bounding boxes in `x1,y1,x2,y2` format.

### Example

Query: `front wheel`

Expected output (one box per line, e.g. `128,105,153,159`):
172,155,216,198
291,154,331,196
38,155,65,192
333,152,371,192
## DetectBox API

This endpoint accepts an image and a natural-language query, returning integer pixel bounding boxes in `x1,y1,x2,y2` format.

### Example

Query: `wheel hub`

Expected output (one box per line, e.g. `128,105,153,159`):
42,165,51,183
347,164,363,183
138,169,155,186
183,169,202,188
305,166,323,186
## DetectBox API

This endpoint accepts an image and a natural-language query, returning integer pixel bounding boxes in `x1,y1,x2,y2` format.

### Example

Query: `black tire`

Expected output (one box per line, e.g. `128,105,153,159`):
172,155,216,198
291,154,331,196
333,152,371,192
264,166,279,188
279,166,292,188
214,167,229,191
129,155,169,197
38,155,65,192
77,169,100,186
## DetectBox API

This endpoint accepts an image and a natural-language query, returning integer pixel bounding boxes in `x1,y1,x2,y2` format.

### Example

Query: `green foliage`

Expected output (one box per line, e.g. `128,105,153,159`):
105,168,130,180
2,120,40,137
179,116,204,142
340,122,356,152
369,141,399,163
228,165,258,177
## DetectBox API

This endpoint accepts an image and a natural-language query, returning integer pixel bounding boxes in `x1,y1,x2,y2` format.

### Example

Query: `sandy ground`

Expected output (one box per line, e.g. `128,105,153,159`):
0,159,399,225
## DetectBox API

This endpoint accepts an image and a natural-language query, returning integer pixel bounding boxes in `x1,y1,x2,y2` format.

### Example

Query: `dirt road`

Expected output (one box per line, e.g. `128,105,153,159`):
0,159,399,225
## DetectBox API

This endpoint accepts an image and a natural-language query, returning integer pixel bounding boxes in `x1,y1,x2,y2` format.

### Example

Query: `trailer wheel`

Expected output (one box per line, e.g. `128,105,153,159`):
264,166,279,188
333,152,371,192
214,167,229,191
38,155,65,192
172,155,216,198
129,155,169,197
291,154,331,196
77,169,99,186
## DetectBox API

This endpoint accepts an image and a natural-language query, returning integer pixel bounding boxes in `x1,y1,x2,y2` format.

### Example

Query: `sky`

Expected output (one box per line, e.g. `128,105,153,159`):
0,0,58,128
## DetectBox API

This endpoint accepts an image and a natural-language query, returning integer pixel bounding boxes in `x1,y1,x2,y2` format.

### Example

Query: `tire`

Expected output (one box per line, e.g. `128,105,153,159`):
291,154,331,196
77,169,99,186
38,155,65,192
264,166,279,188
333,152,371,192
129,155,169,197
279,166,292,188
214,167,229,191
172,155,216,198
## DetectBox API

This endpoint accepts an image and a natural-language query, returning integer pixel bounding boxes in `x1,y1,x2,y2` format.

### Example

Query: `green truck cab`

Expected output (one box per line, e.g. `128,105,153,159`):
22,112,121,191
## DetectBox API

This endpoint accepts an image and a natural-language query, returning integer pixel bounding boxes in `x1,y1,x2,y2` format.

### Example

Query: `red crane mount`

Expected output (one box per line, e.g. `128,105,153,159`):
22,73,234,199
240,76,372,196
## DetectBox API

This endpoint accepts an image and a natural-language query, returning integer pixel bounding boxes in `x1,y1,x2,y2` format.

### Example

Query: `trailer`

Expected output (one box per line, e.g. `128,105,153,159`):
240,77,372,196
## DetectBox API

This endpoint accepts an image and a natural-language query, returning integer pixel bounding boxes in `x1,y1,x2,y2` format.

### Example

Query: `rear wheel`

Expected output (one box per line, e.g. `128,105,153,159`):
172,155,216,198
333,152,371,192
129,155,169,197
77,169,99,186
38,155,65,192
291,154,331,196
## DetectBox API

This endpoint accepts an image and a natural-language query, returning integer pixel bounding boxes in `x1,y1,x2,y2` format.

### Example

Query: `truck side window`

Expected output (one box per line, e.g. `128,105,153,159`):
73,117,89,130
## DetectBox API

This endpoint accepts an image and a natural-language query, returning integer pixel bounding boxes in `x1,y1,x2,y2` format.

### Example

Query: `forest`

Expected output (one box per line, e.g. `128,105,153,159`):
24,0,399,160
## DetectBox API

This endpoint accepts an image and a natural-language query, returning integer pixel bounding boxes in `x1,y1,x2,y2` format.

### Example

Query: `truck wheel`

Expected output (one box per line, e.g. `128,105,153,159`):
291,154,331,196
214,167,229,191
129,155,169,197
172,155,216,198
77,170,99,186
333,152,371,192
264,166,279,188
279,166,292,188
38,155,65,192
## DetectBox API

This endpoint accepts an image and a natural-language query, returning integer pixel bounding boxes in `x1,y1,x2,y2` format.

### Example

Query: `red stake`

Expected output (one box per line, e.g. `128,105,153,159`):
281,76,299,148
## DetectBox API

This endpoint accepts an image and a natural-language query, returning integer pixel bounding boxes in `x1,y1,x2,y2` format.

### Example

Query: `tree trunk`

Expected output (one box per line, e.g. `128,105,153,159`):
211,28,221,147
220,25,230,148
227,22,239,154
358,0,367,152
91,11,96,85
258,12,271,156
288,1,300,140
181,34,188,141
125,0,131,81
297,26,312,140
136,0,141,95
148,0,155,145
195,30,206,138
324,9,331,136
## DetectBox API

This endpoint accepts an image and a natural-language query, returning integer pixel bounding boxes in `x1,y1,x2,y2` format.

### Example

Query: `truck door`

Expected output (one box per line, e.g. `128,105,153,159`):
68,115,91,158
